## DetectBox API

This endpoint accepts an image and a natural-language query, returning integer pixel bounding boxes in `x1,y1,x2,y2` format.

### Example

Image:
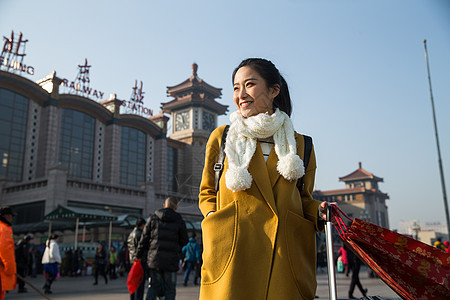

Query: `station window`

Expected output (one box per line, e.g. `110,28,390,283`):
120,126,146,187
0,88,29,181
59,109,95,179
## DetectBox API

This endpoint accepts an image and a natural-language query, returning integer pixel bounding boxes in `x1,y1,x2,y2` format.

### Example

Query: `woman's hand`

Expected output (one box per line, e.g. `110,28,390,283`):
319,201,337,224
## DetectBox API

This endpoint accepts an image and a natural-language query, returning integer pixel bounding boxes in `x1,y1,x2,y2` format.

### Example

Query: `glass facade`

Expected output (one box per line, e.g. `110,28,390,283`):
59,108,95,179
120,126,146,186
12,201,45,224
0,88,29,181
167,146,178,192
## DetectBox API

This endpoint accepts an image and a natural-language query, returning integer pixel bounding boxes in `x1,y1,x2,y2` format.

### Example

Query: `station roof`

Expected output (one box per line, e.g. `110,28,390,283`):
44,205,117,222
339,162,383,182
161,63,228,115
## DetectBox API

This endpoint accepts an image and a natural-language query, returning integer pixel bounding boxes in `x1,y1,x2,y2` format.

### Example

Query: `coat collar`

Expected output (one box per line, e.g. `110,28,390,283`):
267,146,281,188
248,142,278,216
267,132,301,188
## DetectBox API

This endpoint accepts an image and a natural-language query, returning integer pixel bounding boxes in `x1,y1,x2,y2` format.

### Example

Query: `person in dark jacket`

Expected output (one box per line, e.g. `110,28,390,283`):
128,217,146,300
136,197,188,300
15,235,32,293
93,242,108,285
72,249,84,276
63,249,73,276
118,244,129,277
346,244,368,299
194,239,203,287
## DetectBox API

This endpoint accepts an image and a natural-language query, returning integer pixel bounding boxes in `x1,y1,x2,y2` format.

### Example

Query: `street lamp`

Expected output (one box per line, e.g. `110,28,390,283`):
423,40,450,236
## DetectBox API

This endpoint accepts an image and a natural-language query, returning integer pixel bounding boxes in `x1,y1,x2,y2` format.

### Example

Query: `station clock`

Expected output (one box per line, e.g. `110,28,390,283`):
202,112,215,132
175,111,190,131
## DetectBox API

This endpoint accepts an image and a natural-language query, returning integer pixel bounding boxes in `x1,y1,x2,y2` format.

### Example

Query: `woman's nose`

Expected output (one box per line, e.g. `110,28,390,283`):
239,87,247,99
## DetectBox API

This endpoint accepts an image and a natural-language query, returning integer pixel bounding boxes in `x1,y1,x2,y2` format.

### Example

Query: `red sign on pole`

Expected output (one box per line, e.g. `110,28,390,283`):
3,31,28,56
60,58,105,100
0,30,34,75
131,80,145,104
121,80,153,116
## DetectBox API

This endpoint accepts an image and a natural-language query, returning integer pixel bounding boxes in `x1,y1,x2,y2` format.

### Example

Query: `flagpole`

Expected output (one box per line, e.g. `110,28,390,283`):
423,39,450,237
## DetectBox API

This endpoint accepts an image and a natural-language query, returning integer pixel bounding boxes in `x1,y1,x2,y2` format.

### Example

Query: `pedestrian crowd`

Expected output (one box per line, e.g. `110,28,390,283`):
433,237,450,253
0,200,204,300
2,200,449,300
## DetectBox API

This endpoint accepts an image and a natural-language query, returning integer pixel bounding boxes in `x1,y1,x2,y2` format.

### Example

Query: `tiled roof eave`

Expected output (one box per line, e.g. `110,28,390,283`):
339,175,383,182
167,76,222,99
161,97,228,115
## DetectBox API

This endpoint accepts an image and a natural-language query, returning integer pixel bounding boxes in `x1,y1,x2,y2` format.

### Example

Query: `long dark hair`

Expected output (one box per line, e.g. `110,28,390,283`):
46,233,59,247
232,58,292,117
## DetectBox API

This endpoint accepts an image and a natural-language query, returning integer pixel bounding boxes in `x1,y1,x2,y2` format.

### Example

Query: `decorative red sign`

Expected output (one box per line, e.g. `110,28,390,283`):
60,58,105,99
121,100,153,116
0,30,35,75
60,78,105,99
121,80,153,116
3,31,27,56
131,80,145,103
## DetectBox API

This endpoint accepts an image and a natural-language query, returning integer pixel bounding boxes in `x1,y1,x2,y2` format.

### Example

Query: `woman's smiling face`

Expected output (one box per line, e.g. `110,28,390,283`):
233,66,279,118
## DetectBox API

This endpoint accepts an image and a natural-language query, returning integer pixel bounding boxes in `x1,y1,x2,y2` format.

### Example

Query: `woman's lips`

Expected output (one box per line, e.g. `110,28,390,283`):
240,101,252,108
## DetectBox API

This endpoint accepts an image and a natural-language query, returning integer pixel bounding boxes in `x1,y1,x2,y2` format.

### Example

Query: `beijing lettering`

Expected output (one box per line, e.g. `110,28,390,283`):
1,30,35,75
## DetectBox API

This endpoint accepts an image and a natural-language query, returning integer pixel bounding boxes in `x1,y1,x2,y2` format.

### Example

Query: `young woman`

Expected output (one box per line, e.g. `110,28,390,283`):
199,58,329,300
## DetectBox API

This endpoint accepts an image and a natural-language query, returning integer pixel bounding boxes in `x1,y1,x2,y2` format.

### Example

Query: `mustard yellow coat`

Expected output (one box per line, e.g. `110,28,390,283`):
199,125,324,300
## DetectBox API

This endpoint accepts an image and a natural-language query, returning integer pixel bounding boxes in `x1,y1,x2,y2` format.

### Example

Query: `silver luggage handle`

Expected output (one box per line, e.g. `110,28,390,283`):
325,205,337,300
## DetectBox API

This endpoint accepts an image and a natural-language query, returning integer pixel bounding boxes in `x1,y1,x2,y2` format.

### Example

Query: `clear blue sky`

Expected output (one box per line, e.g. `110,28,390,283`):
1,0,449,230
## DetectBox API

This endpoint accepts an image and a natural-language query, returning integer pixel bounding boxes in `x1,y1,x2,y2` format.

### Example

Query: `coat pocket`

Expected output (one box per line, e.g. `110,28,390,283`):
201,200,238,284
285,210,317,299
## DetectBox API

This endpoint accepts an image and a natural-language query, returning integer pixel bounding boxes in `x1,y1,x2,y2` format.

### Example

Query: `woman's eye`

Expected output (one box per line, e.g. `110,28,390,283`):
233,86,239,91
246,82,254,87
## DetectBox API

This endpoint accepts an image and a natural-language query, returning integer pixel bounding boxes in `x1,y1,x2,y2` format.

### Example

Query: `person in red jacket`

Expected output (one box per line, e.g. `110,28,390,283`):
0,207,17,300
338,244,349,275
444,241,450,253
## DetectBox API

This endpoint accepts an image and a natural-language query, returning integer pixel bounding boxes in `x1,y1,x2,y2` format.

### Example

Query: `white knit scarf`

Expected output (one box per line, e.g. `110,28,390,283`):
224,108,304,192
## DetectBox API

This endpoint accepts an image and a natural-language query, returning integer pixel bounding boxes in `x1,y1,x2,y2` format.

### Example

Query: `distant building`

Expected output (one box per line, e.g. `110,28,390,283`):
313,162,390,228
0,63,227,244
397,220,448,245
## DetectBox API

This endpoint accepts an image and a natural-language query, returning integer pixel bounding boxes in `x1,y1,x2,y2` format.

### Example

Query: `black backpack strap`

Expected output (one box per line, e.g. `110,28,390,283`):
298,135,312,194
303,135,312,171
214,125,229,192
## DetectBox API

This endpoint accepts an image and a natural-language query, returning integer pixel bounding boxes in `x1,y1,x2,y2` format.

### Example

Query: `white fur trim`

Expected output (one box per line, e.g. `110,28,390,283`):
225,167,253,192
277,153,304,181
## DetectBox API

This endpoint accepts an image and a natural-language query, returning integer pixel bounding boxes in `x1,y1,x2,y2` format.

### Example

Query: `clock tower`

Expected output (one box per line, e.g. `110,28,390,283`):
161,63,228,201
161,63,228,144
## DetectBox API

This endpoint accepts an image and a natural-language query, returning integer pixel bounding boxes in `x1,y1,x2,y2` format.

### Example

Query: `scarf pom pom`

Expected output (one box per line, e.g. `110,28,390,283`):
277,153,304,181
225,167,253,192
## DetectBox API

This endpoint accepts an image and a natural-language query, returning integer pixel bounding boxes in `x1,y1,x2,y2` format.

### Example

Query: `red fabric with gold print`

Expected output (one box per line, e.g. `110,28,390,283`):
332,204,450,300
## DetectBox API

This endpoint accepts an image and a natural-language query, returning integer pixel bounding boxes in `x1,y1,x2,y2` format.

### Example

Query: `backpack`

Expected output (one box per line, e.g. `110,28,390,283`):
214,125,313,193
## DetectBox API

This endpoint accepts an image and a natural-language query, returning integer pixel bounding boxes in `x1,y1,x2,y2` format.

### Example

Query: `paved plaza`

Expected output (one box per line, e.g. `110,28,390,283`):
5,266,400,300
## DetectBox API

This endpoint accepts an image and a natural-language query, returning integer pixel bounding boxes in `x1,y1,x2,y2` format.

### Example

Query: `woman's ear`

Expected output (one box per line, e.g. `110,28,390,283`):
270,84,281,99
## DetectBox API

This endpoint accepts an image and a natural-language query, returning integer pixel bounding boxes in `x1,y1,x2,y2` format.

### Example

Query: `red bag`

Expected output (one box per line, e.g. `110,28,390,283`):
331,204,450,300
127,260,144,294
